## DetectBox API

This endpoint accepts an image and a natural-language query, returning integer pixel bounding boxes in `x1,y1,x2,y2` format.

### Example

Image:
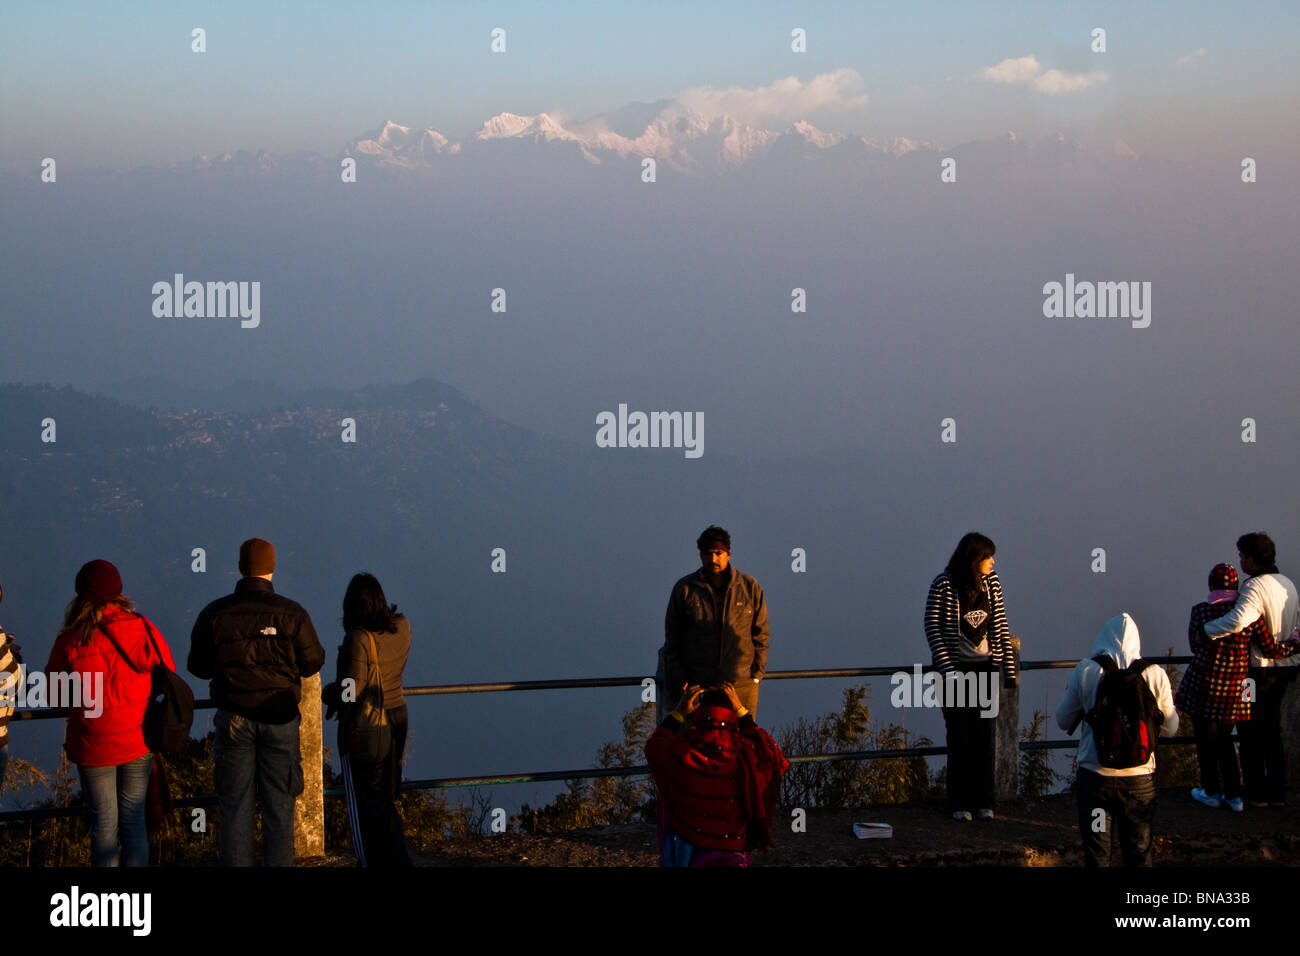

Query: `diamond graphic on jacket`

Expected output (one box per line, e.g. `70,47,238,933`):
963,610,988,628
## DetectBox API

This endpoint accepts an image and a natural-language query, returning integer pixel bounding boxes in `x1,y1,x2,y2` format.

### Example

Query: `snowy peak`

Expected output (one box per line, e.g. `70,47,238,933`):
347,120,455,167
787,121,846,149
475,111,578,143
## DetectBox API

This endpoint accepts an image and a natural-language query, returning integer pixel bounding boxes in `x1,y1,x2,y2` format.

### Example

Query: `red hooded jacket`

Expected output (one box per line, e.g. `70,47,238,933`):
646,706,788,852
45,606,175,767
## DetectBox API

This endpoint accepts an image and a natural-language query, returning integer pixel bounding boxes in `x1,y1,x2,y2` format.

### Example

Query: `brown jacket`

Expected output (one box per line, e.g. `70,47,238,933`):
337,616,411,709
663,566,770,701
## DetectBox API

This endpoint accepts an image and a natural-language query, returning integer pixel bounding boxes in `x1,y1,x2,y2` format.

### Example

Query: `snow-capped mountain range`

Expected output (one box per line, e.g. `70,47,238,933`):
186,101,1135,177
344,105,942,173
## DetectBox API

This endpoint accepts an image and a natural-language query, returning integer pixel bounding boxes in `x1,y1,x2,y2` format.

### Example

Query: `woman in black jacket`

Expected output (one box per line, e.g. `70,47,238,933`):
332,573,413,866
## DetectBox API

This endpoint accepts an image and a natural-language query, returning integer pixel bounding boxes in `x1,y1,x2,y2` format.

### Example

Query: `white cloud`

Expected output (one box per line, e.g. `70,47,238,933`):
672,68,869,123
1175,48,1206,67
979,55,1043,85
977,54,1106,94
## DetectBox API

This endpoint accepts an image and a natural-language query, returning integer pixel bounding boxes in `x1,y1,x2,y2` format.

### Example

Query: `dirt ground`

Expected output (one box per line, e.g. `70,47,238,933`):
311,789,1300,867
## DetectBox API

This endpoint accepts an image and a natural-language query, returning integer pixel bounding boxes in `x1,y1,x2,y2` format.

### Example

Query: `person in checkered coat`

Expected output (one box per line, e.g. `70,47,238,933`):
1176,563,1298,810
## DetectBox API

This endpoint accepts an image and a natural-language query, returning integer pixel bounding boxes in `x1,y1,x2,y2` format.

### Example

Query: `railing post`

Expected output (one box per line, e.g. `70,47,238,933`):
1284,671,1300,790
294,672,324,859
993,635,1021,802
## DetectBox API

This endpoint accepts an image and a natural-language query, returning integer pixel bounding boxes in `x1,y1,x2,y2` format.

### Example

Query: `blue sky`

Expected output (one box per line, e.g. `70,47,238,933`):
2,1,1295,170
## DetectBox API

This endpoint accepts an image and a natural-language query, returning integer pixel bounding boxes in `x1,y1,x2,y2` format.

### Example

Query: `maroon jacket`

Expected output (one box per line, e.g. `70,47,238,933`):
46,606,175,766
646,706,788,852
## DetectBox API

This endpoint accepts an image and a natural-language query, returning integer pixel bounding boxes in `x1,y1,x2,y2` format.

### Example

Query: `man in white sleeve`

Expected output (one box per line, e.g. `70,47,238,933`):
1201,533,1300,806
1056,613,1179,866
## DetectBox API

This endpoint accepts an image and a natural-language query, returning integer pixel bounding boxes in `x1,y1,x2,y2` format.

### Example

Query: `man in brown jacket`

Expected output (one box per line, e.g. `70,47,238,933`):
662,526,771,716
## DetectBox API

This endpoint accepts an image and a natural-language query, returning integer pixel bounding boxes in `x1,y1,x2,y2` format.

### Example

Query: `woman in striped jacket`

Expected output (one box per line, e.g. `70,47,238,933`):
924,532,1017,821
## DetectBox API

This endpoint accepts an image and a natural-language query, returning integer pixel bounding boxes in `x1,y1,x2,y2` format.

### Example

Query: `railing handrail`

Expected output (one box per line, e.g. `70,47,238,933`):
0,654,1208,826
5,656,1195,719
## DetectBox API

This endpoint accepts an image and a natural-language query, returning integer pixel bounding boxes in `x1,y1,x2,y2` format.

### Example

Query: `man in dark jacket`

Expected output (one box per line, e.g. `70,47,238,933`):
189,538,324,866
663,526,771,716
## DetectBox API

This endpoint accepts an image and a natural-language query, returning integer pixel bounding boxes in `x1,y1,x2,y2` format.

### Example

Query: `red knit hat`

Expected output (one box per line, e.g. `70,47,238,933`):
75,560,123,603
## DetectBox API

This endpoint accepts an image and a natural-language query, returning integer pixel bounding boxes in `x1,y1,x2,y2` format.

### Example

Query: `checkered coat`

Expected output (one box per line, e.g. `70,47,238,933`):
1175,599,1283,723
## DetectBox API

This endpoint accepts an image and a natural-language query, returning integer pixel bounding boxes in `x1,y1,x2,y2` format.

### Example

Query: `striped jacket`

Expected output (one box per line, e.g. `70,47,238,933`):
924,571,1017,683
0,629,21,744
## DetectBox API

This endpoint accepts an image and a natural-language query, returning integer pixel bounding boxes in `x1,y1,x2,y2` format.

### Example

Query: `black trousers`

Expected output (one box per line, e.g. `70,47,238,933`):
341,703,413,867
942,701,996,812
1192,717,1241,799
1238,668,1297,804
1076,769,1156,867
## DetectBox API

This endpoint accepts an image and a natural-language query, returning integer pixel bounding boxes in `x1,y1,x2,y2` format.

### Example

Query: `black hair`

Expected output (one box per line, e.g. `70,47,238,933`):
698,689,733,710
342,572,400,633
696,526,731,552
1237,532,1278,573
945,531,997,602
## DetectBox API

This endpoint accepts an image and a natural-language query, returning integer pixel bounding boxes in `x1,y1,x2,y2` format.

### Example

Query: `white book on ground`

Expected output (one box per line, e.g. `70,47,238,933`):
853,822,893,839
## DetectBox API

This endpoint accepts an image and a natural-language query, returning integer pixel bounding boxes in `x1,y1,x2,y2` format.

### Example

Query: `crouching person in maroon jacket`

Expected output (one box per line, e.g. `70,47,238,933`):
645,682,788,867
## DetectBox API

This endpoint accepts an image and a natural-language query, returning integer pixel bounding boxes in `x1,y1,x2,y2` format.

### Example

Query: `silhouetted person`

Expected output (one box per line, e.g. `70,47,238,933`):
1057,613,1177,866
47,560,175,866
1200,533,1299,806
324,572,413,867
1178,562,1298,811
189,538,324,866
924,531,1017,821
0,581,20,792
663,526,770,717
646,682,787,866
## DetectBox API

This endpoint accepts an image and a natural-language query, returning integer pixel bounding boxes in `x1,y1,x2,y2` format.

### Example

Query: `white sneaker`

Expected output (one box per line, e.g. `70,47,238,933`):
1191,788,1223,808
1225,797,1245,812
975,808,995,820
952,810,972,821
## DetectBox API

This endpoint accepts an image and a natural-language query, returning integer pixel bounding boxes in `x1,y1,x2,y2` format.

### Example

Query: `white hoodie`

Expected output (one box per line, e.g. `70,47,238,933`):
1055,613,1179,777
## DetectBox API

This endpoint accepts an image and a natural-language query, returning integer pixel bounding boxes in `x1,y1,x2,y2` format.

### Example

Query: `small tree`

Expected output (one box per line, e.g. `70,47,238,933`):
776,685,931,809
517,702,658,834
1019,711,1061,799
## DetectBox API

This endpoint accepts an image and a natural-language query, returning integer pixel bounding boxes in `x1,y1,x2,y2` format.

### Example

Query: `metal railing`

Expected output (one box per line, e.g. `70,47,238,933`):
0,656,1196,822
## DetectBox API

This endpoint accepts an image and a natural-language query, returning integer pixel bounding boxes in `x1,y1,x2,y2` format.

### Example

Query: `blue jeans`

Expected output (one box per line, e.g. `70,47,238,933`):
78,753,152,867
213,710,303,866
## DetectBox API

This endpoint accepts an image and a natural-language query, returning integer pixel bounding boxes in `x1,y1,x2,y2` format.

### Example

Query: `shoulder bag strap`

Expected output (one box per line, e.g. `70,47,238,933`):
96,621,147,674
365,630,385,707
136,616,169,670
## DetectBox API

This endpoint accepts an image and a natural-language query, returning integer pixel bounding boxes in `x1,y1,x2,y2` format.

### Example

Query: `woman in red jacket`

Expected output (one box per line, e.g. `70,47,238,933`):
45,560,174,866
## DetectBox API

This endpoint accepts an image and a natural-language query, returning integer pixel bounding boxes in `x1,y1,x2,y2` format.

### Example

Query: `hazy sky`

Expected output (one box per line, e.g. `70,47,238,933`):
2,1,1295,170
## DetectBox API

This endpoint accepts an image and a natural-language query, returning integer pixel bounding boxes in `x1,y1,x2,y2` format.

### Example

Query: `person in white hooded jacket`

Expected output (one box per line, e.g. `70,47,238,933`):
1056,613,1178,866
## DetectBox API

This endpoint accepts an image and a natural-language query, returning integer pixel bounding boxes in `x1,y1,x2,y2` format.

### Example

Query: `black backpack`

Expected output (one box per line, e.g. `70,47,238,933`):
1084,655,1163,769
100,617,195,754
